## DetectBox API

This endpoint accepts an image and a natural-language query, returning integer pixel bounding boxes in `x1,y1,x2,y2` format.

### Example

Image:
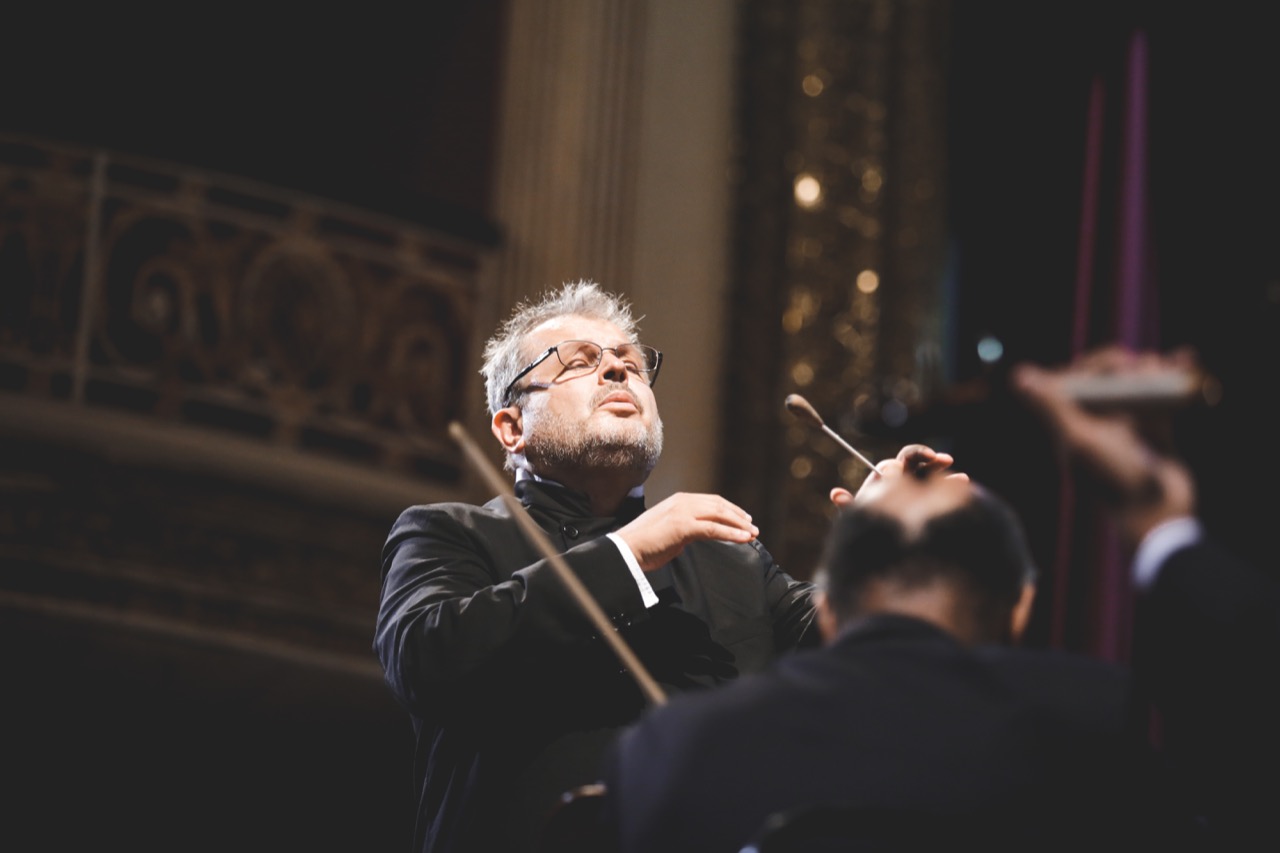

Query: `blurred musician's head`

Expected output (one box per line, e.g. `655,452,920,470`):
814,473,1039,647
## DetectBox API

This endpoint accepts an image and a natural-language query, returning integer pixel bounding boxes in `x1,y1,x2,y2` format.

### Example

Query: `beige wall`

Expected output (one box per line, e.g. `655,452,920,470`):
492,0,737,500
628,0,735,500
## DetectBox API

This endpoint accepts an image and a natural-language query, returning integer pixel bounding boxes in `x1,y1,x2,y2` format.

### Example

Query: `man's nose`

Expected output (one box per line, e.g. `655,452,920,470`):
599,349,630,382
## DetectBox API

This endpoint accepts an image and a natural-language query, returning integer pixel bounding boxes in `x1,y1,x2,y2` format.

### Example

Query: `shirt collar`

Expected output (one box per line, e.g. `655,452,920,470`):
515,466,646,499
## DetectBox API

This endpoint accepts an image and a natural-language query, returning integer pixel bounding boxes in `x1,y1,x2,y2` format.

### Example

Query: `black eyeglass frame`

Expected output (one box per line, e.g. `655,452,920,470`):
502,340,663,407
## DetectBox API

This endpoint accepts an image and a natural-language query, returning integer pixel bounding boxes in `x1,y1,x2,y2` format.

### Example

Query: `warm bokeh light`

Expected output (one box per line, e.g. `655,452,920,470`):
802,74,825,97
794,174,822,207
790,455,813,478
856,269,879,294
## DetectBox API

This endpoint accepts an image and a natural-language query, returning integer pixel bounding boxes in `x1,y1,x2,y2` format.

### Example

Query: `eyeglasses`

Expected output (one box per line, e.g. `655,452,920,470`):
503,339,663,406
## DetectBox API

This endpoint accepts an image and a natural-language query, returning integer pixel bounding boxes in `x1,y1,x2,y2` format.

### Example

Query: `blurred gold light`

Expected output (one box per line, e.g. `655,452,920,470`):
794,174,822,208
856,269,879,293
782,307,804,333
791,361,815,386
791,456,813,478
802,74,825,97
839,458,868,483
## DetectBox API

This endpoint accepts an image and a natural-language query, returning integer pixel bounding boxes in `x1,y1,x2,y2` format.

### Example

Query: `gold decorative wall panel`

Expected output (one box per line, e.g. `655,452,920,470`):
724,0,951,576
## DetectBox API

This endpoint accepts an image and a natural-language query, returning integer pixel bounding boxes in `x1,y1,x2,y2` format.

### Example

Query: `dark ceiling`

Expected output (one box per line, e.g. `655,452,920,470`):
4,4,508,243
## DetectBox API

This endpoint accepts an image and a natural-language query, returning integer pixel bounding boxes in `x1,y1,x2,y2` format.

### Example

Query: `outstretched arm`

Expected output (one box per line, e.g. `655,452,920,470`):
1009,345,1197,550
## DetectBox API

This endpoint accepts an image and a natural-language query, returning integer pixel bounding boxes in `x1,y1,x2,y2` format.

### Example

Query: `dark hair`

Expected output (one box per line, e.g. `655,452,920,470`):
819,484,1037,641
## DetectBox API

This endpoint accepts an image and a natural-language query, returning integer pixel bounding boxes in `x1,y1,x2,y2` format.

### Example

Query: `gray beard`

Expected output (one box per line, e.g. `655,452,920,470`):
523,408,664,478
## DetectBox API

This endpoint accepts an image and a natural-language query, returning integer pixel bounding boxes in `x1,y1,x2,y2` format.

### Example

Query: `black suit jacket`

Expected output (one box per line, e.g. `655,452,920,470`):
602,614,1191,853
374,479,816,853
1134,538,1280,847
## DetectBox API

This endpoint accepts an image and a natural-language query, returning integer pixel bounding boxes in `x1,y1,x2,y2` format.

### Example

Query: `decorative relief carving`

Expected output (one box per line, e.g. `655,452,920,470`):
0,134,493,484
0,134,496,661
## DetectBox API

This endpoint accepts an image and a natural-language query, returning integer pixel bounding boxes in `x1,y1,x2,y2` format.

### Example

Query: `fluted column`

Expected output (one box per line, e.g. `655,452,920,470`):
488,0,736,500
490,0,647,312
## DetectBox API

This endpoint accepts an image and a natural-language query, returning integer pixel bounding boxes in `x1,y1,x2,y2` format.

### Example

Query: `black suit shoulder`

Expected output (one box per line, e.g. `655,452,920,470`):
603,616,1165,853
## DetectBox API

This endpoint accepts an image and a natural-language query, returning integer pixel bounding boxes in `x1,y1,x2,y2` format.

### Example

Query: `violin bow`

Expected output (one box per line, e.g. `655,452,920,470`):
447,421,668,706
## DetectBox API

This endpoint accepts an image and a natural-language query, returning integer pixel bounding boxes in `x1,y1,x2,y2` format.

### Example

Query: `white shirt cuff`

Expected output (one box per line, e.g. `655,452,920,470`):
606,532,659,608
1133,516,1204,590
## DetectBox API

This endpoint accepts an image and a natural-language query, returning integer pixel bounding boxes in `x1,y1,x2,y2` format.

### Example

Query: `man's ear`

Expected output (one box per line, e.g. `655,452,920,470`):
1009,581,1037,644
815,589,839,644
492,406,525,456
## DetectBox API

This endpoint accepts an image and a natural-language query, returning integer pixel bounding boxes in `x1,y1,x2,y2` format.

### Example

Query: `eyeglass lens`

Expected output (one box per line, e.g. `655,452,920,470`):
555,341,656,375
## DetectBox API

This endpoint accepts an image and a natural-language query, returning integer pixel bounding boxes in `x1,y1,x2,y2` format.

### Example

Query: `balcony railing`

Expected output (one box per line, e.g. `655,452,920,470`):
0,133,497,511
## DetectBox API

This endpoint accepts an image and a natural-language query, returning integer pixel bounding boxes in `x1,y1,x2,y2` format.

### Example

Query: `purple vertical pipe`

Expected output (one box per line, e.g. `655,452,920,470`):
1116,29,1152,348
1095,29,1152,662
1052,75,1106,650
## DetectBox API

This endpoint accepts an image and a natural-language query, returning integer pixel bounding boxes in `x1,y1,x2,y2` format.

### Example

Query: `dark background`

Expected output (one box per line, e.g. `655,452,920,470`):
944,1,1279,583
4,4,508,242
3,6,509,851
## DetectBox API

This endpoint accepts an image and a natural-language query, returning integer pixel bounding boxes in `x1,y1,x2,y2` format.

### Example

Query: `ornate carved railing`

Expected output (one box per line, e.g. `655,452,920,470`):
0,133,497,508
0,134,498,673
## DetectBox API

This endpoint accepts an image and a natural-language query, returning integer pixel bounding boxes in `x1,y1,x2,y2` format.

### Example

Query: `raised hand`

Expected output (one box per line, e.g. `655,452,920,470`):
1010,347,1197,546
614,492,760,572
829,444,968,507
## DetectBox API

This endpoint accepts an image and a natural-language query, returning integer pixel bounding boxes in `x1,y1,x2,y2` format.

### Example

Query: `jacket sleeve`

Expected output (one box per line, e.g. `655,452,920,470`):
1137,538,1280,702
753,539,821,651
1134,538,1280,842
373,503,650,716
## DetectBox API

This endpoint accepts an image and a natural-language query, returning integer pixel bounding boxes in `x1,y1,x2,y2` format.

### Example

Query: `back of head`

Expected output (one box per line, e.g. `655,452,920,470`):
819,476,1038,645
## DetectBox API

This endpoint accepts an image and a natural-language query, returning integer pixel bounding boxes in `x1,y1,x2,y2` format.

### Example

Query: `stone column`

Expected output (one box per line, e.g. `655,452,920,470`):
489,0,736,499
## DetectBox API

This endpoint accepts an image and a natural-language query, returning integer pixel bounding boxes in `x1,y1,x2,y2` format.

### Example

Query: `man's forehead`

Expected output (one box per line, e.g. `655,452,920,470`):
525,315,628,348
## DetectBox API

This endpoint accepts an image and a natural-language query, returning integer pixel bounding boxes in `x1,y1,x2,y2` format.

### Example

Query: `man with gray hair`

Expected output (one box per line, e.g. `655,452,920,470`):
374,279,956,852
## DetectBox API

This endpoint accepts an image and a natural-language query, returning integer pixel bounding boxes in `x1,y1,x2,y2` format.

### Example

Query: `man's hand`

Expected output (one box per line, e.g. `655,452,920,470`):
829,444,969,507
614,493,760,572
1010,345,1197,546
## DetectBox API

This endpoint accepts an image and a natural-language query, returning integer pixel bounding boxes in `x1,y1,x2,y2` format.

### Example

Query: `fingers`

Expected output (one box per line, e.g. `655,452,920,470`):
829,442,967,506
616,493,761,571
830,487,856,507
1075,344,1140,372
1013,359,1172,503
692,499,760,540
661,493,758,540
1014,346,1202,400
893,444,961,481
850,458,897,500
1010,362,1078,436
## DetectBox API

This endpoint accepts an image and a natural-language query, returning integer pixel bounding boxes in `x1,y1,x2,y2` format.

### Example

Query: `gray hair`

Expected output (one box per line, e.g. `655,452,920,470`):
480,279,643,417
